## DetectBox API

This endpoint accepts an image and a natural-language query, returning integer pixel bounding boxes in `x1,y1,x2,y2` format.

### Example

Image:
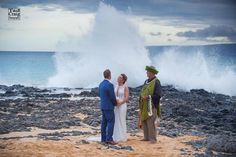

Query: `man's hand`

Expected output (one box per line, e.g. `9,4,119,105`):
138,110,142,129
138,119,142,129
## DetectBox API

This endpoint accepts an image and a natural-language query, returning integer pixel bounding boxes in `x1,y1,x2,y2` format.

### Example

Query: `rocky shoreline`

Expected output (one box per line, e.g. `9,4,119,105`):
0,84,236,156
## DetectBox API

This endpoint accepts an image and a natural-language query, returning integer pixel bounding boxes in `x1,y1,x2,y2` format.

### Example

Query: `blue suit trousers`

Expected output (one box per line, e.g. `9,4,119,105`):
101,110,115,142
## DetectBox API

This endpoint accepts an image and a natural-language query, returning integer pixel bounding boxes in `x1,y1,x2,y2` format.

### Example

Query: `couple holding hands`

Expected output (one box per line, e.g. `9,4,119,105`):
99,66,162,145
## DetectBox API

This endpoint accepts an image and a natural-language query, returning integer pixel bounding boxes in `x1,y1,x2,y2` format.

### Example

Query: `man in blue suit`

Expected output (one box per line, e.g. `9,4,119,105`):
99,69,117,145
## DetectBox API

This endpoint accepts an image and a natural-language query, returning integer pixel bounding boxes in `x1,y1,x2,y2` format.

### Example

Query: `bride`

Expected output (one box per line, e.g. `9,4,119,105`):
113,73,129,142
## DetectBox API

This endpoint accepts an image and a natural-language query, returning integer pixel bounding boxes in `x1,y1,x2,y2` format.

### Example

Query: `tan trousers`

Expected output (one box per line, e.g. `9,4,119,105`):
142,107,157,141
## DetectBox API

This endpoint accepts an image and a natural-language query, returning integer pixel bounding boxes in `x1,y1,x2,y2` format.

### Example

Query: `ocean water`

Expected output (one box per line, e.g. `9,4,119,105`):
0,44,236,96
0,51,55,86
0,3,236,96
149,44,236,96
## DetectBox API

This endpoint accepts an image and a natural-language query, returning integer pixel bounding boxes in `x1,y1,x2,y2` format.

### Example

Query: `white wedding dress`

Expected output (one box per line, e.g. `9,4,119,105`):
113,84,128,142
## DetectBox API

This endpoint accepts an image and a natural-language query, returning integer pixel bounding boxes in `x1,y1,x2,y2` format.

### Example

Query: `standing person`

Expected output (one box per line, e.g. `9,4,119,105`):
138,66,162,144
99,69,117,145
113,74,129,142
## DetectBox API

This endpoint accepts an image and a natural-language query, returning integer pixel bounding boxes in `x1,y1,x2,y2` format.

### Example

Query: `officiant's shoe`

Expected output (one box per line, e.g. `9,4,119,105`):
140,139,148,141
150,140,157,144
106,141,118,145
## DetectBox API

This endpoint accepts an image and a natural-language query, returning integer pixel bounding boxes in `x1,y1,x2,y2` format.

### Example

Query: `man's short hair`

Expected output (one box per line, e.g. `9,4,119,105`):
103,69,111,79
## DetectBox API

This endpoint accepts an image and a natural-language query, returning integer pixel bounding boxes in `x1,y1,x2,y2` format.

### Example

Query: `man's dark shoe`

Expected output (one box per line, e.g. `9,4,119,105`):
106,141,118,145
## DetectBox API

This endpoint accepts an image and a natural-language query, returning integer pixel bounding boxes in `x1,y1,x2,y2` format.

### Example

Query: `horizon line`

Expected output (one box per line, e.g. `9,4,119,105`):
0,43,235,52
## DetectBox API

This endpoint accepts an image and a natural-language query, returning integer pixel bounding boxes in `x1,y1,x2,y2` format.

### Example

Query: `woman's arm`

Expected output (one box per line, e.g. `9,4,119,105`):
124,85,129,102
120,85,129,104
117,85,129,106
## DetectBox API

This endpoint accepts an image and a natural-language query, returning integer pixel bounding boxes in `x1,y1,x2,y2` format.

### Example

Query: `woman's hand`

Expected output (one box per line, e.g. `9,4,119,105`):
116,99,122,106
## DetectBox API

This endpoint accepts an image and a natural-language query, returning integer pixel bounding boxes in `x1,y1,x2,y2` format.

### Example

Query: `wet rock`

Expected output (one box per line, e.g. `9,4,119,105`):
38,131,91,141
129,86,142,95
120,145,134,151
0,84,236,155
160,85,236,137
0,85,8,90
190,89,210,96
79,140,90,144
91,88,99,96
4,90,17,96
49,93,71,98
79,91,97,97
70,131,91,136
39,136,62,141
9,84,25,90
206,135,236,153
99,142,134,151
63,88,71,91
193,153,205,157
185,138,207,150
0,135,35,140
83,117,100,127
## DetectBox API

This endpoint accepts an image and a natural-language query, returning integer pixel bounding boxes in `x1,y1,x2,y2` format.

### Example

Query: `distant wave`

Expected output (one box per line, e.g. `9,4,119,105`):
47,3,236,96
47,3,150,88
152,47,236,96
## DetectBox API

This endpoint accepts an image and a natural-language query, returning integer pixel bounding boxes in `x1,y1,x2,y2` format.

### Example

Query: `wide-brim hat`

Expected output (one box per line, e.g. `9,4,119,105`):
145,65,159,74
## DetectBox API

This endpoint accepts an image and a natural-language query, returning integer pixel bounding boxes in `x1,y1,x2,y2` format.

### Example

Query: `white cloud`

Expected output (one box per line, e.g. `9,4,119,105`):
129,15,210,45
0,3,234,51
0,5,94,51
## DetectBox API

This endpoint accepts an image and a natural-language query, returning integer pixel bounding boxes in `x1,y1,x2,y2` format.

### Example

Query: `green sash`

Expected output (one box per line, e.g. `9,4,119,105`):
139,78,156,121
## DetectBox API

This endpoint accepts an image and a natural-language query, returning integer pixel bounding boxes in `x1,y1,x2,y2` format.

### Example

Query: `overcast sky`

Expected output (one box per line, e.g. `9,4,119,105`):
0,0,236,51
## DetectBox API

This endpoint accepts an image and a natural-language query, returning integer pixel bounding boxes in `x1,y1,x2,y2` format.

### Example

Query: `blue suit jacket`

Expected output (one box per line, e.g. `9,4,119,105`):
99,80,117,110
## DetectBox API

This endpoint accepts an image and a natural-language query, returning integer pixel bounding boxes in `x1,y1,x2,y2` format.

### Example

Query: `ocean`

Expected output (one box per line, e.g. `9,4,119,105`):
0,44,236,96
1,4,236,96
0,51,55,86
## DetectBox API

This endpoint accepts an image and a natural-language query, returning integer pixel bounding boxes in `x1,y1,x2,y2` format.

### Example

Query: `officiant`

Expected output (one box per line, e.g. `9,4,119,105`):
138,65,162,144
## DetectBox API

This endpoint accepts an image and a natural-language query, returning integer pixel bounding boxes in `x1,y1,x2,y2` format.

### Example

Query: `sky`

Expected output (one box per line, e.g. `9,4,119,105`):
0,0,236,51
